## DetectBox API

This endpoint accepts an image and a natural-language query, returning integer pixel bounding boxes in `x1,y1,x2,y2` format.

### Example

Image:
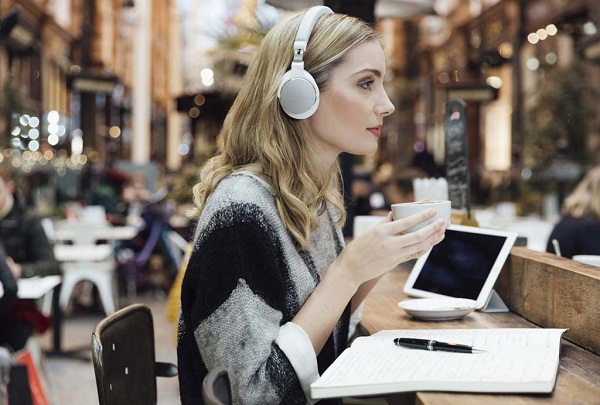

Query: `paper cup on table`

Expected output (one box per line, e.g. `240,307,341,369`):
412,178,449,201
391,200,451,233
353,215,385,238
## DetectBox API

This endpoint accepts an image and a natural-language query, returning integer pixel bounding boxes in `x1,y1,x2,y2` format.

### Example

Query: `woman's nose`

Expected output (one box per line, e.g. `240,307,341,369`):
377,92,395,116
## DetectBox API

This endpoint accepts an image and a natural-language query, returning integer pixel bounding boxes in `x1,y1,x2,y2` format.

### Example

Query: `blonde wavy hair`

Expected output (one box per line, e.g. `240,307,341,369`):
562,166,600,219
192,11,380,249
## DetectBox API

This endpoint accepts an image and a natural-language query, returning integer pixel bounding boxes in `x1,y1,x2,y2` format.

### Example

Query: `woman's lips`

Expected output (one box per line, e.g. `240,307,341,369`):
368,127,381,137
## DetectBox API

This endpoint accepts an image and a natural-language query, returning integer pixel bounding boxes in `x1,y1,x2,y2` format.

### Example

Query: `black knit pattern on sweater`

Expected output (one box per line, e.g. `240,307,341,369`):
178,174,348,405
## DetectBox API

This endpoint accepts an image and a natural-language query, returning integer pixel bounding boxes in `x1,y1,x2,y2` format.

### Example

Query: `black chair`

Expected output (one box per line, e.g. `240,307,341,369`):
91,303,178,405
202,367,232,405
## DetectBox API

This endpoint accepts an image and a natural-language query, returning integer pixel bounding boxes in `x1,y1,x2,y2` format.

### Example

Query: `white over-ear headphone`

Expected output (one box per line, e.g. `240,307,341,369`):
278,6,333,120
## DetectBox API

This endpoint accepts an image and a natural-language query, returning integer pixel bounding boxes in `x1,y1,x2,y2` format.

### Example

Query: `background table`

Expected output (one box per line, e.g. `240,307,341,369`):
8,276,68,359
16,275,61,299
53,225,138,243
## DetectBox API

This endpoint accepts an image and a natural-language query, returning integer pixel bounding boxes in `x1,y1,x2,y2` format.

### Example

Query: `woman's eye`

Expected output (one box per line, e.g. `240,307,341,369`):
359,80,374,90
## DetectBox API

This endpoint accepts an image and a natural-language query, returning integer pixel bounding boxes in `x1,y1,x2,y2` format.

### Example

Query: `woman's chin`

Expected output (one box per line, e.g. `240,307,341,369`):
352,143,378,156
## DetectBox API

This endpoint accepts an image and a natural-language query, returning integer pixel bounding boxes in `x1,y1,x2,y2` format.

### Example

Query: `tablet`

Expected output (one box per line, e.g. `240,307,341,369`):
403,224,518,309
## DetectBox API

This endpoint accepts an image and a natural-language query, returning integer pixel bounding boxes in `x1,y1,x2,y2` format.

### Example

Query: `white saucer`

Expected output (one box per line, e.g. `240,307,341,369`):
398,298,477,321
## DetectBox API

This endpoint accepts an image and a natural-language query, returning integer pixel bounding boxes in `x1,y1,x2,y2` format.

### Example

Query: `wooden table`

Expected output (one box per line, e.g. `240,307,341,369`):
360,258,600,405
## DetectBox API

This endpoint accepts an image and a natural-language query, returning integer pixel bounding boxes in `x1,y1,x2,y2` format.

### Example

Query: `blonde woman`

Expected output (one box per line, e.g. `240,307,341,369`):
547,166,600,258
178,7,446,404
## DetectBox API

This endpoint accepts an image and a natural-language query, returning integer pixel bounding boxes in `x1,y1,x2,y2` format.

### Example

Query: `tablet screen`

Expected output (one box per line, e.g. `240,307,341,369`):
403,224,518,309
412,230,507,299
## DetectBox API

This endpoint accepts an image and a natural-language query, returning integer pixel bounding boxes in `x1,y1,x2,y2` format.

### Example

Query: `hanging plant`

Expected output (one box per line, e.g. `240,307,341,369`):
0,76,25,121
0,76,26,147
0,75,25,116
523,58,598,168
206,21,270,96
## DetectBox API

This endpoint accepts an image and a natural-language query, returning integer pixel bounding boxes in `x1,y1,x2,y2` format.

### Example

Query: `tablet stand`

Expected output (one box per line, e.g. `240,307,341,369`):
479,289,509,313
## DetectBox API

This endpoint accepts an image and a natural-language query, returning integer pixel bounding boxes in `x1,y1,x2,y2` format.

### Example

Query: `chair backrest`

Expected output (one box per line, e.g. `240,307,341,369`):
82,205,108,223
55,219,113,245
40,217,55,240
202,367,232,405
91,304,158,405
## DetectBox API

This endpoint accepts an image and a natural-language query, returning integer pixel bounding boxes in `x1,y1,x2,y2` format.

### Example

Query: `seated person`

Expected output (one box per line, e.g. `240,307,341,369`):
177,9,445,404
546,166,600,258
0,166,60,351
122,171,152,219
0,241,18,318
383,167,428,206
86,169,129,225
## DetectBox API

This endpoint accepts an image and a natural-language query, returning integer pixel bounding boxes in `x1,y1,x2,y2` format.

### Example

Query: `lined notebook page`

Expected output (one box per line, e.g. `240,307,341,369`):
313,328,566,395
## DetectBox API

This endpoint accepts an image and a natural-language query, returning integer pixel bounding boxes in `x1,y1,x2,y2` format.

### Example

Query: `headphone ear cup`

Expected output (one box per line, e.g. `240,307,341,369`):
278,68,320,120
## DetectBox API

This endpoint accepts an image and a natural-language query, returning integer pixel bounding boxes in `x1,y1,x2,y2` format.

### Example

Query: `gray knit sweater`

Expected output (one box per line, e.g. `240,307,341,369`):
178,173,349,405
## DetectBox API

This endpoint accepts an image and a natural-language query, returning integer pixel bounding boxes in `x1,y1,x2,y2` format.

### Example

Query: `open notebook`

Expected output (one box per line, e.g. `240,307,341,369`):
311,328,566,399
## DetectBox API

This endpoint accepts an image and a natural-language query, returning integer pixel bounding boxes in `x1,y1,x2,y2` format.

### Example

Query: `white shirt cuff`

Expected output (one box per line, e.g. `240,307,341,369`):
275,322,319,404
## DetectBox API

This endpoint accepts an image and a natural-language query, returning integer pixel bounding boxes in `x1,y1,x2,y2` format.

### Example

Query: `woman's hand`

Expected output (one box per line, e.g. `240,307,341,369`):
295,209,445,353
335,210,445,287
6,256,22,279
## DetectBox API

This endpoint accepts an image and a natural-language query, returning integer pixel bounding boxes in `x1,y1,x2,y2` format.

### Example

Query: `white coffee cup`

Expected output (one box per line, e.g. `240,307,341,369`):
572,255,600,268
391,200,451,233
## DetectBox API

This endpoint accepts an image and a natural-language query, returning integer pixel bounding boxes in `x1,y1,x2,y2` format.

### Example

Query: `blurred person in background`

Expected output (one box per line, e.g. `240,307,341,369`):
0,166,60,351
86,169,129,225
410,141,444,178
349,172,379,216
382,167,428,206
546,166,600,258
0,241,18,318
0,242,16,405
178,7,445,404
122,171,152,220
345,171,388,237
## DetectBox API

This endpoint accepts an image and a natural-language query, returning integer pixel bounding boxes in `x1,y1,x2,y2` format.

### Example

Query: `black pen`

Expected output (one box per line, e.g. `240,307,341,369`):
394,338,486,353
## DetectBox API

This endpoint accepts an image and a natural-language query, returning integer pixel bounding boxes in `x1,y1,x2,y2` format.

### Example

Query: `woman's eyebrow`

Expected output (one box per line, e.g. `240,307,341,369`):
353,68,383,78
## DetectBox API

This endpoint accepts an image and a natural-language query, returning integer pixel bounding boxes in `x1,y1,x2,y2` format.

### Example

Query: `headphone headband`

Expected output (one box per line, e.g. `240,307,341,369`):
292,6,333,64
277,6,333,120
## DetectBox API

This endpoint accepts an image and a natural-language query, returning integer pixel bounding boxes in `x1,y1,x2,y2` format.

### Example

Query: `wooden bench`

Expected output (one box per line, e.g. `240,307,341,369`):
360,247,600,405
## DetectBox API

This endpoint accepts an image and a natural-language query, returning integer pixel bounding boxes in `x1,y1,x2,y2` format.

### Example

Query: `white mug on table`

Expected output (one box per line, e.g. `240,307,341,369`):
391,200,451,233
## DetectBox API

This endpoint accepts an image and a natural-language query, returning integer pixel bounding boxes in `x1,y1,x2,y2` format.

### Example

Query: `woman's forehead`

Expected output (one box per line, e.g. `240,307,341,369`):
332,41,386,76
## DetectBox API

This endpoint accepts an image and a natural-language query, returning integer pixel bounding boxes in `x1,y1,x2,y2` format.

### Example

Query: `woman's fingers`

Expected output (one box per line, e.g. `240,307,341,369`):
347,216,443,281
395,219,445,260
384,208,438,235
